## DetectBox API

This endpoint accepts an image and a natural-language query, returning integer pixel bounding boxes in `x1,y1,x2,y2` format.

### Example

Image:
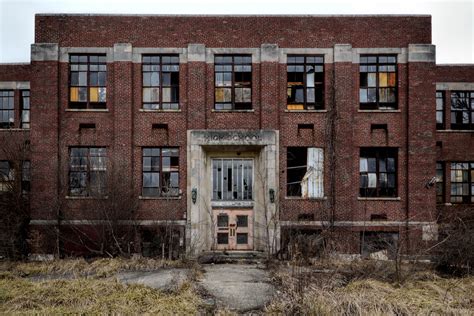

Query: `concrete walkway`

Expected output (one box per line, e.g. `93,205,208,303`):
117,269,189,291
199,264,275,312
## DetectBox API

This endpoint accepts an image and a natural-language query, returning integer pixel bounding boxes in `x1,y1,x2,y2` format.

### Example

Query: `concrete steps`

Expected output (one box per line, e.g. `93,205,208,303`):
198,251,267,264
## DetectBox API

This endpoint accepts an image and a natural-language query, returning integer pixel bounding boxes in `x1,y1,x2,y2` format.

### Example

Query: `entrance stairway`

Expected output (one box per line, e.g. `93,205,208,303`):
198,251,267,264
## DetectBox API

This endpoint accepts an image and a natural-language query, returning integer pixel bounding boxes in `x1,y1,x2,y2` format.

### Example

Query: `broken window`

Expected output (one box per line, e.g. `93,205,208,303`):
0,160,13,192
0,90,14,128
69,147,107,196
142,148,179,197
360,55,397,110
22,160,31,193
436,91,444,130
214,55,252,110
20,90,30,129
436,162,445,204
287,55,324,110
286,147,324,198
212,158,253,200
450,162,474,203
361,232,399,259
142,55,179,110
360,148,397,197
69,55,107,109
451,92,474,130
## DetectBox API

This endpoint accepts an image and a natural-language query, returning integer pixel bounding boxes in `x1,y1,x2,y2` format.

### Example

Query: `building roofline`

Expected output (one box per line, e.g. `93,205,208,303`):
437,63,474,66
35,13,432,18
0,62,30,66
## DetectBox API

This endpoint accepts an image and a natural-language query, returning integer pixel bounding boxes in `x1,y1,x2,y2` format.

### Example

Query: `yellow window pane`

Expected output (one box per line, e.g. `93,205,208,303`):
287,104,304,110
70,87,79,102
388,73,397,87
89,87,99,102
215,88,231,102
379,73,388,87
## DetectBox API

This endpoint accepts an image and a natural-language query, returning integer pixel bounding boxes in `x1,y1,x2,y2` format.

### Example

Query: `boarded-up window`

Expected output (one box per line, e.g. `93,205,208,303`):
287,147,324,198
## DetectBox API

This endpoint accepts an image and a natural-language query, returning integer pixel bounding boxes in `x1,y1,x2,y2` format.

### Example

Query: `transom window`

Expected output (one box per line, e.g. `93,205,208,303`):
214,55,252,110
212,158,253,200
360,55,397,109
142,55,179,110
0,90,14,128
69,55,107,109
287,55,324,110
142,148,179,197
436,91,445,130
69,147,107,196
450,162,474,203
21,90,30,129
451,92,474,130
360,148,397,197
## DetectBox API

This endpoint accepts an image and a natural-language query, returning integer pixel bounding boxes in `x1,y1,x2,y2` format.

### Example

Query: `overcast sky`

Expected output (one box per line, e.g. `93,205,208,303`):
0,0,473,64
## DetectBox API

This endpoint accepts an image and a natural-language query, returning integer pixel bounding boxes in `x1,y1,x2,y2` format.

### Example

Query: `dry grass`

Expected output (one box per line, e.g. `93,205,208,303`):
0,274,202,314
0,257,189,278
267,260,474,315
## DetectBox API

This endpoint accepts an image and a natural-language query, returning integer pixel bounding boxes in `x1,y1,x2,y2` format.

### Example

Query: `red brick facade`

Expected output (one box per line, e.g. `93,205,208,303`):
0,14,473,257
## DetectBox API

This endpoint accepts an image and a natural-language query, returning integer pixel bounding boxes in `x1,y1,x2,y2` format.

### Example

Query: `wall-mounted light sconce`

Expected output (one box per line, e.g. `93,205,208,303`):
191,188,197,204
269,188,275,203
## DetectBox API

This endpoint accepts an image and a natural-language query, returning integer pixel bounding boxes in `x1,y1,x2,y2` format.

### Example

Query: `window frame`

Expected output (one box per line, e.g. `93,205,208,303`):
211,158,254,201
359,55,398,110
436,162,445,204
68,147,107,197
450,91,474,130
0,160,13,192
450,162,474,204
359,147,398,198
141,147,180,197
20,90,30,129
436,91,445,130
214,55,253,110
142,55,180,110
286,55,325,110
69,54,107,110
0,90,14,128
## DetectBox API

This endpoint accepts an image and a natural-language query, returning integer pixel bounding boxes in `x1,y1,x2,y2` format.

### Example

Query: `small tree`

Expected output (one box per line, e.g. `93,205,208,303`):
0,131,31,259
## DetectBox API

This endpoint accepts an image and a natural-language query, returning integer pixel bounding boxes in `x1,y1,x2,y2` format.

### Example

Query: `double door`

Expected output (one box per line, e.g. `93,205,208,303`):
213,209,253,250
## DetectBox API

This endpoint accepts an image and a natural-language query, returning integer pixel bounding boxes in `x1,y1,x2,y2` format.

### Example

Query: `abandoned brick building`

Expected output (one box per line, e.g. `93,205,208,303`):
0,14,473,259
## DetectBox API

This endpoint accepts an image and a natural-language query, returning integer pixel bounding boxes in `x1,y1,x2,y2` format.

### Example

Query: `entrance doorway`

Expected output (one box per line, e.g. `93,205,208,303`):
214,210,253,250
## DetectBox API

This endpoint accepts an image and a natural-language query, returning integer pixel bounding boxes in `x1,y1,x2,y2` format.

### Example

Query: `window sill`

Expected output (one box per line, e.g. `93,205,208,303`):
437,202,452,206
285,196,327,200
358,109,401,113
0,128,30,132
66,109,109,112
65,195,108,200
139,109,181,113
357,197,401,201
436,129,474,133
284,110,327,113
211,109,255,113
139,196,181,200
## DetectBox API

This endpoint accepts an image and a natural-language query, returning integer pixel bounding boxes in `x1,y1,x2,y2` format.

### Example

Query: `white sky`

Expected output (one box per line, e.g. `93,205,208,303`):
0,0,473,64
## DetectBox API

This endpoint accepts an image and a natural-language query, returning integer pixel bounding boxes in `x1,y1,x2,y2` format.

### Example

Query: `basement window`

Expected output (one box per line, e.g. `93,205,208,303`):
287,55,324,110
69,55,107,109
214,55,252,110
0,161,13,192
451,92,474,130
142,55,179,110
359,55,397,110
286,147,324,198
450,162,474,203
359,148,397,197
361,232,399,259
142,148,179,197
